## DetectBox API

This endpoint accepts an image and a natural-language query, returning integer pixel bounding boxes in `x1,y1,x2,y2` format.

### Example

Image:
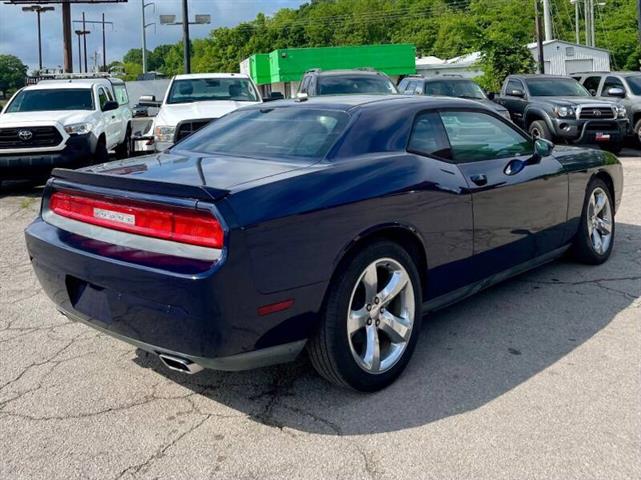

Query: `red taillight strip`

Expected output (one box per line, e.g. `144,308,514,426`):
49,191,224,249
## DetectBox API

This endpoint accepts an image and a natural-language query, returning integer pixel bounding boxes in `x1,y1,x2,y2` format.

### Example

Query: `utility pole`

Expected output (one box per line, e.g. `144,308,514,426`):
542,0,553,41
584,0,593,46
571,0,580,44
141,1,155,74
102,13,107,71
82,12,88,73
535,0,546,74
21,5,55,71
638,0,641,57
62,1,73,72
182,0,191,74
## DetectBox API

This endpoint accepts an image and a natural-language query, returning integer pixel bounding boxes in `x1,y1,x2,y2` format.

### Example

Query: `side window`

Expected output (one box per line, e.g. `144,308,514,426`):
299,76,311,94
407,111,452,160
582,76,602,95
398,78,409,92
602,76,625,96
97,87,108,110
506,79,524,96
440,110,532,163
113,85,129,105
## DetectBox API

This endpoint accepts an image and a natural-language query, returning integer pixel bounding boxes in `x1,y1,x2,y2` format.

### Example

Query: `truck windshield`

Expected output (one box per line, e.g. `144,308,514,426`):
167,78,259,104
317,75,397,95
424,80,486,99
6,89,94,112
627,75,641,95
525,79,591,97
175,108,349,160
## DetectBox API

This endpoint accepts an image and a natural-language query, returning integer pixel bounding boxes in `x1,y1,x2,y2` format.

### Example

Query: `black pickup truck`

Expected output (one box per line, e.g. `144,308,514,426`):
495,74,628,153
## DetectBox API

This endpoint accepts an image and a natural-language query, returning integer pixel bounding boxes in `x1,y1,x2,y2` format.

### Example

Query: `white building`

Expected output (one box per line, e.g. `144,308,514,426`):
416,40,611,78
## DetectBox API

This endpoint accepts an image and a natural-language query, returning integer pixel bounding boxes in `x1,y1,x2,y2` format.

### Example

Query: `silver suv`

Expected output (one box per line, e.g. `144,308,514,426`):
573,71,641,144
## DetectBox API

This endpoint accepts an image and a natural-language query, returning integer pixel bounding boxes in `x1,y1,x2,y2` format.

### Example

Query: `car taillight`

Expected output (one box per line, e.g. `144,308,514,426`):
49,191,223,249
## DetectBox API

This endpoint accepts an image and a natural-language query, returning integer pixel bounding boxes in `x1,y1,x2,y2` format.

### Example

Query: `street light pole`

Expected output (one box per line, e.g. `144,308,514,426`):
82,12,88,73
21,5,55,71
182,0,190,74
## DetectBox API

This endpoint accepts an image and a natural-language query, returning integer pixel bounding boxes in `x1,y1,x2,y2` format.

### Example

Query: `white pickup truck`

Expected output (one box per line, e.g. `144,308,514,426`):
141,73,263,151
0,77,132,183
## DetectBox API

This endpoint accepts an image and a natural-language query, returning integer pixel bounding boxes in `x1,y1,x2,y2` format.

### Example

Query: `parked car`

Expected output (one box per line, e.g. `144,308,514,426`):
297,68,398,96
573,71,641,144
26,95,622,391
0,76,133,183
398,75,512,120
145,73,262,151
495,74,628,153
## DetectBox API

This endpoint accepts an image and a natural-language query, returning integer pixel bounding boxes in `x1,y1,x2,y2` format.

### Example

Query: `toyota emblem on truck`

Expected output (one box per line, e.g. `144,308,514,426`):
17,130,33,141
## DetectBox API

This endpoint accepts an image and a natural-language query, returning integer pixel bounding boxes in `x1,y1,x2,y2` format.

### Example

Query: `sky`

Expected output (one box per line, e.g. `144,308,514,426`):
0,0,305,71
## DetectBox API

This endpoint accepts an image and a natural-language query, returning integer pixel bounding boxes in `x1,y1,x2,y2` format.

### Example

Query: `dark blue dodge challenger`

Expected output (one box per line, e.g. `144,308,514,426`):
26,95,623,391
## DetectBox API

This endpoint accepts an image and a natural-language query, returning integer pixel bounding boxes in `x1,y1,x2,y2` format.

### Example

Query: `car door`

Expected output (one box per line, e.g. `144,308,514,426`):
501,79,528,128
97,86,118,148
440,109,568,277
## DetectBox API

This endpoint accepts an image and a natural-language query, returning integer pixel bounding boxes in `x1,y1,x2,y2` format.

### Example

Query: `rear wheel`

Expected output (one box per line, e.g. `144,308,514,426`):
308,241,422,391
529,120,554,142
571,178,615,264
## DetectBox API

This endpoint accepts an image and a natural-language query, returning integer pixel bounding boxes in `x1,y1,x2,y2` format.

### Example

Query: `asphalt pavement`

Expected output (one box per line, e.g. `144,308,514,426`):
1,151,640,479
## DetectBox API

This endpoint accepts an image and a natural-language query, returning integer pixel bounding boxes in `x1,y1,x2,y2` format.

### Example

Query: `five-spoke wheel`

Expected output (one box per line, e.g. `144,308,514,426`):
572,178,615,264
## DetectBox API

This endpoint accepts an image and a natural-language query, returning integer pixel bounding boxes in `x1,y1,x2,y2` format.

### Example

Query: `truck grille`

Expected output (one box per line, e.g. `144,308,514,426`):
578,107,615,120
174,119,215,143
0,126,63,149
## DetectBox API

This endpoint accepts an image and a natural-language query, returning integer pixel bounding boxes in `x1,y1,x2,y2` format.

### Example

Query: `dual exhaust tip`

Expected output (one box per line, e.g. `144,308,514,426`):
158,353,204,375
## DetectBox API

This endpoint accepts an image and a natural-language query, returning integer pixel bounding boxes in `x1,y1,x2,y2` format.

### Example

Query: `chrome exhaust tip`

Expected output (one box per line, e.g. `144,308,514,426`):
158,353,204,374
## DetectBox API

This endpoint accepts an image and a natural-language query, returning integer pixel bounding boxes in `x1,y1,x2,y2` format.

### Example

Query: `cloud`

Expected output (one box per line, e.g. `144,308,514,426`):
0,0,304,71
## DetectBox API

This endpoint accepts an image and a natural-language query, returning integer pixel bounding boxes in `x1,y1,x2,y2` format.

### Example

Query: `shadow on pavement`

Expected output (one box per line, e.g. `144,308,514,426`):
134,221,641,436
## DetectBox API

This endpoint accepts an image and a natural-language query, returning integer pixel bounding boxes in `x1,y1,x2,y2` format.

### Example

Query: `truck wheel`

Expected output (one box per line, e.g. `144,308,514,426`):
529,120,554,141
308,241,422,391
571,178,615,265
93,136,109,165
114,127,132,160
635,119,641,147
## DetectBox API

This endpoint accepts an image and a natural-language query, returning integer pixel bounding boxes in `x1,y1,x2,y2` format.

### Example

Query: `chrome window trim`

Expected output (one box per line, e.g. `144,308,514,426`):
43,210,221,262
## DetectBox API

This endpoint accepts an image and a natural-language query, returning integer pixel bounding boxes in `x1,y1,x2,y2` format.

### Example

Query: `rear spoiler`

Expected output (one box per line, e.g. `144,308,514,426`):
51,168,229,202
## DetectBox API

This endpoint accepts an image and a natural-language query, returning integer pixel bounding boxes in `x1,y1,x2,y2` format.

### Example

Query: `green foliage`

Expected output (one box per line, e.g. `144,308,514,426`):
0,54,27,92
121,0,639,77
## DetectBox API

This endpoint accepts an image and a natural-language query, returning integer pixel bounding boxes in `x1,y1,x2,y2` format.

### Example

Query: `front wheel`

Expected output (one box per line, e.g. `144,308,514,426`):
308,241,422,391
571,178,615,264
529,120,554,142
635,119,641,147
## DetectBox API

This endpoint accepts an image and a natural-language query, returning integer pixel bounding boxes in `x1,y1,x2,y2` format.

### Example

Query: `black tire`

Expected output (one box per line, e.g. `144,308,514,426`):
529,120,554,142
308,241,423,392
93,136,109,165
634,119,641,147
571,178,615,265
114,127,132,159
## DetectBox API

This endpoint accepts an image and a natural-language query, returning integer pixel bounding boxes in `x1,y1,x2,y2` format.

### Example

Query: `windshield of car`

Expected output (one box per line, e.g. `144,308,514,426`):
627,75,641,95
6,88,94,112
176,108,350,160
525,78,591,97
317,75,397,95
424,80,486,99
167,78,259,104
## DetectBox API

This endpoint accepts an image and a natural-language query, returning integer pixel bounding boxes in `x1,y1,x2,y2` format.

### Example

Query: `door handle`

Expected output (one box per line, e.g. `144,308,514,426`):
470,174,487,186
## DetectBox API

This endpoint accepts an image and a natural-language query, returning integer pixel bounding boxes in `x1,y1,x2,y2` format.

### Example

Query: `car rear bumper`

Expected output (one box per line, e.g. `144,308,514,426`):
25,215,321,369
0,134,93,180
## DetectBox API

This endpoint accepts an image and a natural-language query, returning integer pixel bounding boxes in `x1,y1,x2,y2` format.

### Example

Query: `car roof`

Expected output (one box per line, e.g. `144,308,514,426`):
423,77,474,82
173,73,250,80
243,94,490,112
309,69,386,77
509,74,573,80
26,80,98,90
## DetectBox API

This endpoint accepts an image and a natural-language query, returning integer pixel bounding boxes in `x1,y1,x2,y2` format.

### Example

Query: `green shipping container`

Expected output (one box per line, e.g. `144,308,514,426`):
246,44,416,85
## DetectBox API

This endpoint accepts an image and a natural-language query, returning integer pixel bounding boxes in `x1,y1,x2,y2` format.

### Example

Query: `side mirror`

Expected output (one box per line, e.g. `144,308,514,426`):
534,138,554,158
264,92,284,102
486,91,496,101
606,87,626,98
509,88,525,98
102,100,119,112
138,95,161,107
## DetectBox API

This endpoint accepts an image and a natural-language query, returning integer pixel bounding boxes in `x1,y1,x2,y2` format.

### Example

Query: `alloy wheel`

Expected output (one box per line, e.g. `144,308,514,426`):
346,258,415,374
587,187,613,255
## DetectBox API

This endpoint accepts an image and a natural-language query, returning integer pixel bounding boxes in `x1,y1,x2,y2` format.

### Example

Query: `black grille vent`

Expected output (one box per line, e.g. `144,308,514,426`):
175,119,214,142
0,126,63,149
579,107,615,120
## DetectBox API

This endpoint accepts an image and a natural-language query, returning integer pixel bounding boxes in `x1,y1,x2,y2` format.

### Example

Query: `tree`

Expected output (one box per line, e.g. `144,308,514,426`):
476,36,535,92
0,54,27,93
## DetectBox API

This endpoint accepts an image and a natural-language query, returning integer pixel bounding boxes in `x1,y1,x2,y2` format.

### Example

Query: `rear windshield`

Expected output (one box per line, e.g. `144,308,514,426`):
525,78,590,97
627,75,641,95
424,80,486,99
318,75,397,95
175,107,350,160
6,88,94,112
167,78,259,104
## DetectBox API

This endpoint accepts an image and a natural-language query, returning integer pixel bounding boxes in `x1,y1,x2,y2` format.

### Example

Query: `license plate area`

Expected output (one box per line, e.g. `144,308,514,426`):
66,275,112,323
595,132,611,142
